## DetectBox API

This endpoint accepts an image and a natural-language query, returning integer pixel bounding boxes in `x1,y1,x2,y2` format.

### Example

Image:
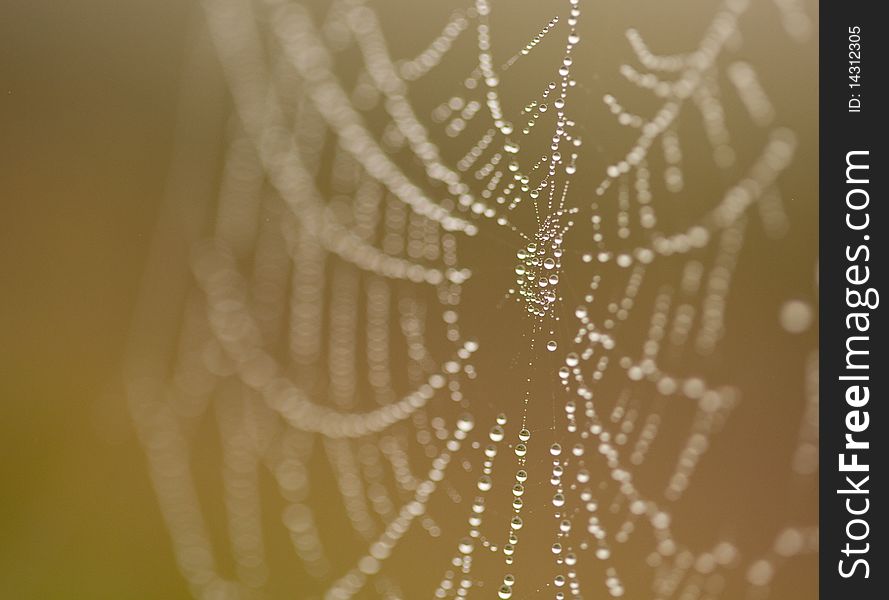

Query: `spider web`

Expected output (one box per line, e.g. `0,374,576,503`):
125,0,818,598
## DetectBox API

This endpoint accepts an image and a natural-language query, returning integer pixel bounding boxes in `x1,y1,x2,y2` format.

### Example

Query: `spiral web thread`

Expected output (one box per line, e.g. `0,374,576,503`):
126,0,818,598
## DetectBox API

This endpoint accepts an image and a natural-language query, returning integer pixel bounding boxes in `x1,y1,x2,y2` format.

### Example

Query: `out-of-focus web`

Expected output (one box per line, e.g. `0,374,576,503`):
126,0,818,599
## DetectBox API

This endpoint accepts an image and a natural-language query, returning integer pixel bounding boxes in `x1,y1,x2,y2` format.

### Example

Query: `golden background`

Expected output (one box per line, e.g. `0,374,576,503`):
1,0,817,598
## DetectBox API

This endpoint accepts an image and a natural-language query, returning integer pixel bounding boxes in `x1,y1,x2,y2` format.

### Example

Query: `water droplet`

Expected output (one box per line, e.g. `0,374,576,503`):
458,538,474,554
457,414,475,432
779,300,812,333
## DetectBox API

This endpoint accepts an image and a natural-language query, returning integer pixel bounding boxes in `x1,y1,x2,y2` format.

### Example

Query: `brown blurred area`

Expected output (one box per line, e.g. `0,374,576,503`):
1,1,193,597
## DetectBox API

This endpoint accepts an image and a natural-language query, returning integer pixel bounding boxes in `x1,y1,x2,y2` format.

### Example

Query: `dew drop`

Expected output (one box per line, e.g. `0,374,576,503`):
779,300,812,334
458,538,474,554
457,414,475,432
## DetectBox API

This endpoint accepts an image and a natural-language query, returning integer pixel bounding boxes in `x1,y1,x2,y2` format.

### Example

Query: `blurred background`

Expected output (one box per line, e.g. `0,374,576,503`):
1,1,817,598
2,1,195,597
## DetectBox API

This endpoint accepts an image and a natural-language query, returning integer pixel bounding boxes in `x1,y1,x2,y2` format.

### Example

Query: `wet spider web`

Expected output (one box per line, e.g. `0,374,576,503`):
125,0,818,598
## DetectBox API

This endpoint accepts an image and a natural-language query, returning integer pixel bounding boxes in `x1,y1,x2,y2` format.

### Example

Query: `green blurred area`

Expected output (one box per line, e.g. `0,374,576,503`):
1,1,191,597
